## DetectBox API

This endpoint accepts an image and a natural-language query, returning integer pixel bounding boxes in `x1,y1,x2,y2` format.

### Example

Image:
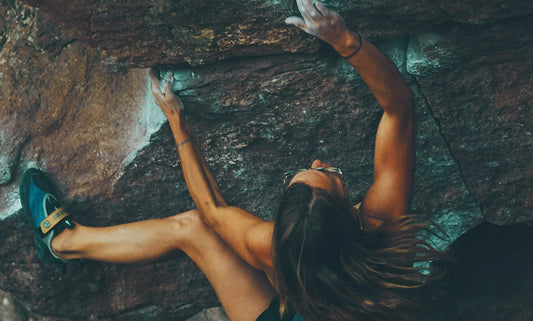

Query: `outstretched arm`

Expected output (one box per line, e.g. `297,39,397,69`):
286,0,415,229
149,70,274,271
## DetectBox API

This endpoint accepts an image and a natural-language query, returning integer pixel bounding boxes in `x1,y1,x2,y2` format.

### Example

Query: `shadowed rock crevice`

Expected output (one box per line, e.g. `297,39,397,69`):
420,222,533,321
410,78,483,218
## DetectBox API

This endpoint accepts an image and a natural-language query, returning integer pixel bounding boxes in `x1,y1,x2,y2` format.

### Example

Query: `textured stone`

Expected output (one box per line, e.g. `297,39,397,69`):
409,17,533,225
21,0,318,68
0,0,532,320
0,2,167,219
0,289,30,321
19,0,533,68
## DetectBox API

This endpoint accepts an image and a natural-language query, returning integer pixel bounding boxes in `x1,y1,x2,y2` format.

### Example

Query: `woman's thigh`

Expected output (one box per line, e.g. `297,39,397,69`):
176,210,277,321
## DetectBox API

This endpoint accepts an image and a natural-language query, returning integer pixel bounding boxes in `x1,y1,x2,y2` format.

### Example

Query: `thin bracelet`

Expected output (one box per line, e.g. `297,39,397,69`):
177,139,191,148
342,33,362,60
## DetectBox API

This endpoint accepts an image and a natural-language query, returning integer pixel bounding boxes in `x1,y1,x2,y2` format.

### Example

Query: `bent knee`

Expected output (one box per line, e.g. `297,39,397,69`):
167,209,214,238
167,209,223,251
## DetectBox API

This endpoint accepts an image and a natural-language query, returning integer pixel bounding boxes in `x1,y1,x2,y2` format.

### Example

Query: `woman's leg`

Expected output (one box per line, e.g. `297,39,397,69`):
51,214,191,263
51,210,276,321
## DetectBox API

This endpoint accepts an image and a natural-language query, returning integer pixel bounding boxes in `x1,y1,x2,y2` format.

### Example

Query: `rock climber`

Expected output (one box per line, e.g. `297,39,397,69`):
20,1,443,320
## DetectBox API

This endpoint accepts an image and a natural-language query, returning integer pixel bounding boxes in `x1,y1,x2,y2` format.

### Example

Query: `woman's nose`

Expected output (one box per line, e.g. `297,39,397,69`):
311,159,331,168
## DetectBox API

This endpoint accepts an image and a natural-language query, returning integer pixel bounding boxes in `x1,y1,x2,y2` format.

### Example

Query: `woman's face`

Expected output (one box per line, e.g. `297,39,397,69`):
288,159,348,200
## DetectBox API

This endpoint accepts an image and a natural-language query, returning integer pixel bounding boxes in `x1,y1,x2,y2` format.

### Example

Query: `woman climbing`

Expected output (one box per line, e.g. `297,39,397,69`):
21,1,442,320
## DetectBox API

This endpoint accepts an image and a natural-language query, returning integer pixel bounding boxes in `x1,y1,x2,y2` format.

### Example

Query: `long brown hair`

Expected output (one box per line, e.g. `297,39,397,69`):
272,183,446,321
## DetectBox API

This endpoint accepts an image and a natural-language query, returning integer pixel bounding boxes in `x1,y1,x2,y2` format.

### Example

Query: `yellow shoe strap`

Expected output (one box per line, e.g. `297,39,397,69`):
40,207,70,234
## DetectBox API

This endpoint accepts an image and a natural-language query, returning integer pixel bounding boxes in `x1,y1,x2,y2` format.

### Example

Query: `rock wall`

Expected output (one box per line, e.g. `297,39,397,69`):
0,1,167,218
0,0,531,320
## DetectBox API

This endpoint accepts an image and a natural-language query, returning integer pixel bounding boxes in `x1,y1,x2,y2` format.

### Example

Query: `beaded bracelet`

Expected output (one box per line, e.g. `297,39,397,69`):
342,33,363,60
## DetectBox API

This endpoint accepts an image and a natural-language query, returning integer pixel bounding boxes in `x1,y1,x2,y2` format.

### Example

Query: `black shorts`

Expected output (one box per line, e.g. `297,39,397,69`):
256,297,295,321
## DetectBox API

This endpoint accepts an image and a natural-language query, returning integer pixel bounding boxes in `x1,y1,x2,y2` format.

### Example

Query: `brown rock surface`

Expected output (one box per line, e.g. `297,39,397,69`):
19,0,533,67
0,2,167,216
0,0,531,320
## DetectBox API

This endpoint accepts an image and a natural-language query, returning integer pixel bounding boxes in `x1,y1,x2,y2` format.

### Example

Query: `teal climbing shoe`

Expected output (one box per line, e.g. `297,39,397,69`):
19,169,75,264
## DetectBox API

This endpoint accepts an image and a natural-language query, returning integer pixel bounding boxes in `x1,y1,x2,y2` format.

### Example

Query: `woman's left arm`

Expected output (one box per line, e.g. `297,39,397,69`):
285,0,415,229
149,70,274,271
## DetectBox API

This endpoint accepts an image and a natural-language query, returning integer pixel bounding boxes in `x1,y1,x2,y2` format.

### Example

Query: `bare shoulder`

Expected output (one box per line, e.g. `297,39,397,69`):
245,221,275,271
360,176,409,232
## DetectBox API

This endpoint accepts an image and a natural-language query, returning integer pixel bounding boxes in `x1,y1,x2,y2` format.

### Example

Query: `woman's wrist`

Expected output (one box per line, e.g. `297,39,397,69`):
332,30,362,58
167,114,192,145
164,108,183,120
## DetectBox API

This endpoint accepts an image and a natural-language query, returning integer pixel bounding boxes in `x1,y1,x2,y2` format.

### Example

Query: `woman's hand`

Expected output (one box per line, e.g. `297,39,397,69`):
149,69,184,117
285,0,354,51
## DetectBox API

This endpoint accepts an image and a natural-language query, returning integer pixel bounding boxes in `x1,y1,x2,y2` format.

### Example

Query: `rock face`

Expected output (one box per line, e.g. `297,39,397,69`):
0,289,30,321
0,0,531,320
0,1,167,218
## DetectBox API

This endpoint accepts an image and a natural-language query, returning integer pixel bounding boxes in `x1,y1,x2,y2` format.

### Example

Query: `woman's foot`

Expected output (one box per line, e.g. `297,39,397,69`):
19,169,75,264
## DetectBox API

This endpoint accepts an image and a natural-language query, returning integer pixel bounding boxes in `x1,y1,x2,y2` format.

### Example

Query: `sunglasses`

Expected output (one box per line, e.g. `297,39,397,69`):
283,167,345,190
